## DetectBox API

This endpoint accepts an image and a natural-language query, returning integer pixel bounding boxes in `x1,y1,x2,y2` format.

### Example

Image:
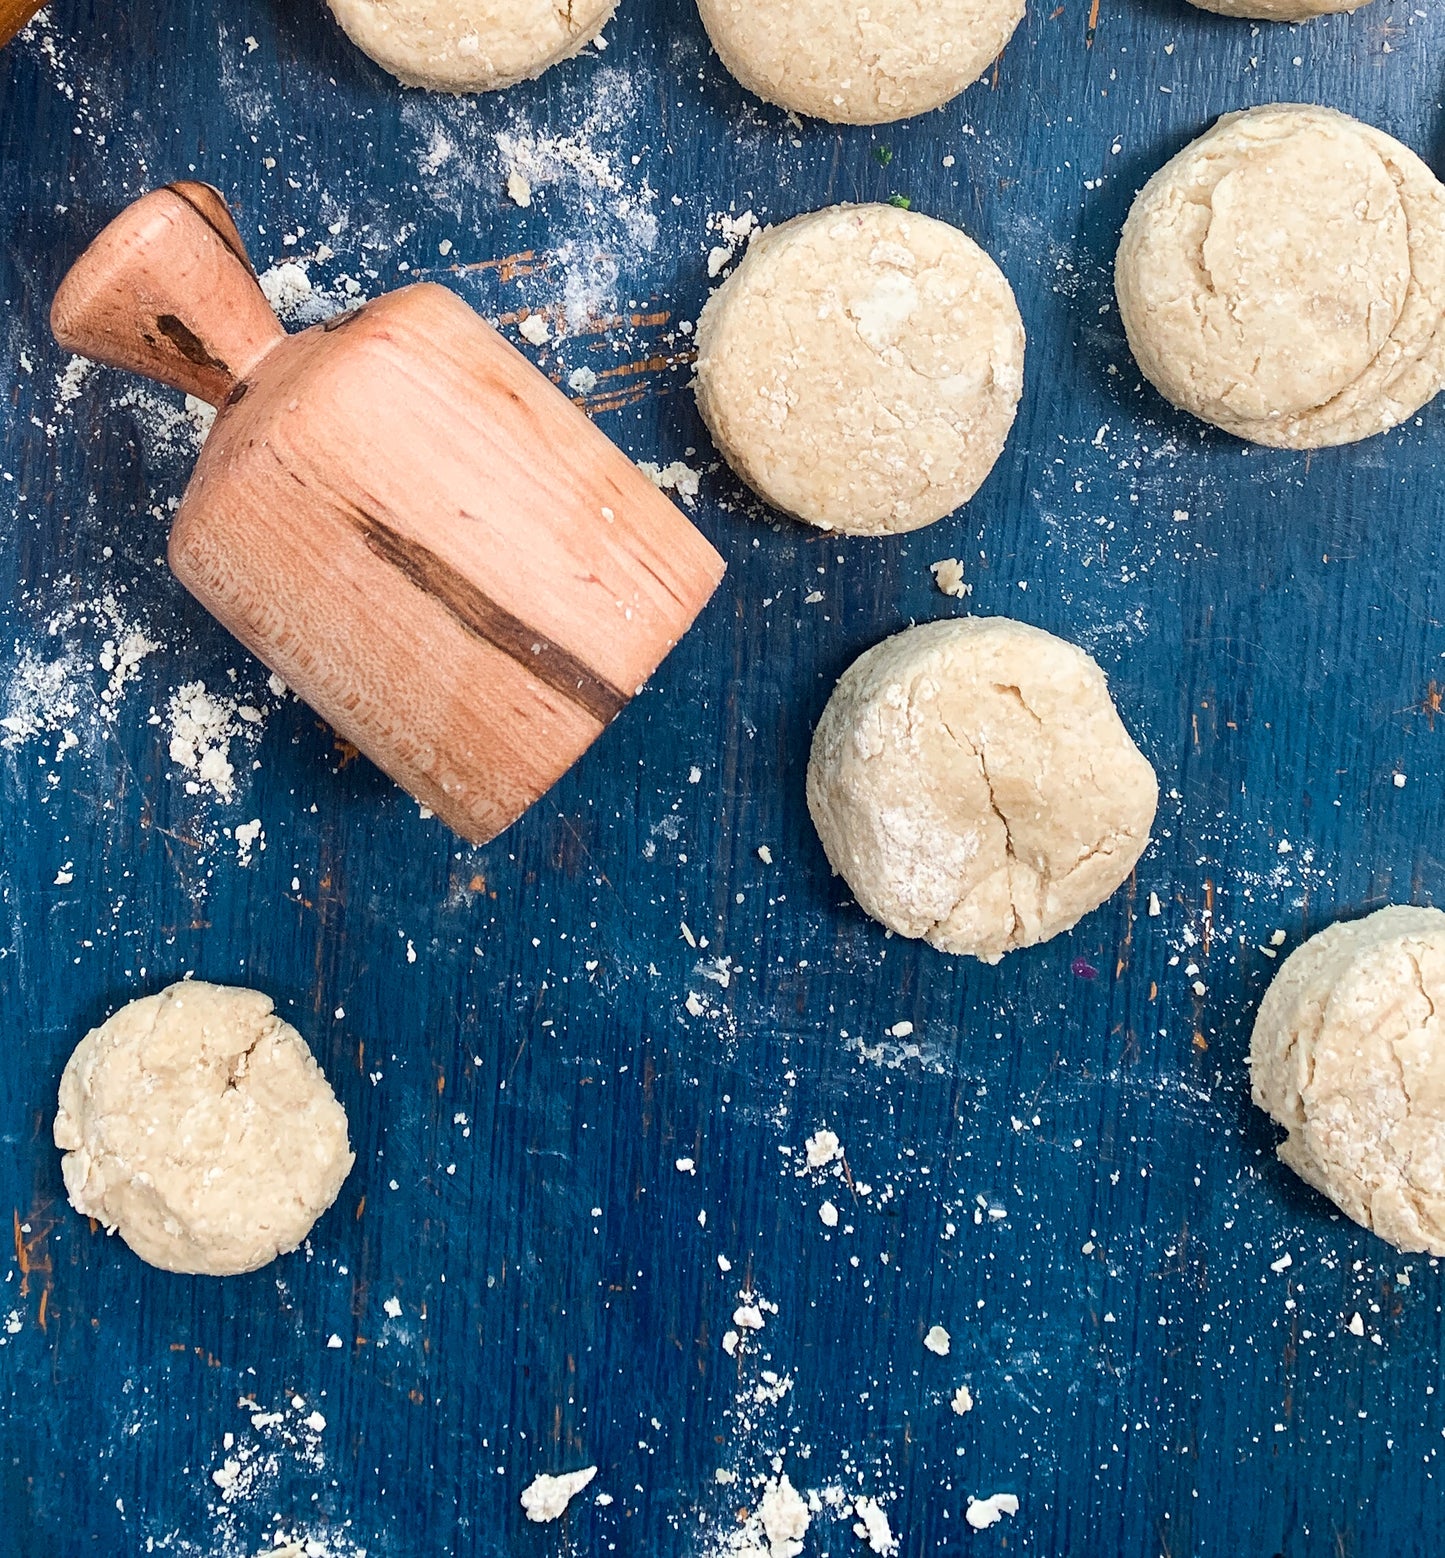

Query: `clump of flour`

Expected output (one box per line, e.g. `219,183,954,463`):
164,680,273,802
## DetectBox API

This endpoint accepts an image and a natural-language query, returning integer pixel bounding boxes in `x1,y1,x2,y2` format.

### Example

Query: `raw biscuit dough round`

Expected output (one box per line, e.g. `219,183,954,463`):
806,617,1158,961
1250,905,1445,1255
1115,104,1445,448
1187,0,1365,18
326,0,617,93
54,981,355,1276
695,204,1025,537
695,0,1025,124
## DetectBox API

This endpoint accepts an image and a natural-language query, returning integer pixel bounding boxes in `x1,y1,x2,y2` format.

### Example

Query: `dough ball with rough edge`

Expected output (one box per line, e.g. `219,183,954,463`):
326,0,617,93
1187,0,1366,18
1115,104,1445,449
806,617,1157,962
53,981,354,1276
694,204,1024,537
695,0,1024,125
1250,905,1445,1255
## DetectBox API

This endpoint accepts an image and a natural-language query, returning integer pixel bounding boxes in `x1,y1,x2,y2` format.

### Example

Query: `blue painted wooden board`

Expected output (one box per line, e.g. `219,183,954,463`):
4,1,1445,1554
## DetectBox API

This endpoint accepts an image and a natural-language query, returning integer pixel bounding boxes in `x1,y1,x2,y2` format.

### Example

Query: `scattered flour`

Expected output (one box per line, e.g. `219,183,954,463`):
234,819,264,866
56,354,93,405
520,1466,597,1523
166,681,241,800
758,1474,810,1558
113,383,217,460
707,209,759,278
853,1497,897,1555
1,592,158,753
257,260,359,328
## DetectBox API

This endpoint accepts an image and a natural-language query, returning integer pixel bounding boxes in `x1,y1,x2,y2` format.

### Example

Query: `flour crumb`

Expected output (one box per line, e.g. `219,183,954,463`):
568,366,599,394
758,1474,810,1558
758,844,774,865
965,1492,1019,1530
1347,1312,1365,1336
707,209,759,277
805,1129,843,1168
56,354,93,406
819,1200,839,1227
507,168,534,208
733,1302,765,1331
676,1156,697,1175
853,1496,897,1554
923,1324,951,1357
930,558,971,599
234,819,264,866
519,313,552,346
383,1296,402,1318
951,1384,974,1416
167,681,238,801
259,261,313,316
520,1465,597,1523
639,459,702,506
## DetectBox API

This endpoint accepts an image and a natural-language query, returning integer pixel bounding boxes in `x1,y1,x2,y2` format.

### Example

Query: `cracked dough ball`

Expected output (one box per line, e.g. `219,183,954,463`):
1250,906,1445,1255
695,204,1024,536
1116,104,1445,448
696,0,1023,125
1187,0,1366,18
806,617,1157,961
54,982,354,1276
326,0,616,92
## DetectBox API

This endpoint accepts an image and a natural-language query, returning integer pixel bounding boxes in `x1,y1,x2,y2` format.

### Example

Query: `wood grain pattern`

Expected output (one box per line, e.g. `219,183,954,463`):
53,196,726,842
52,183,284,406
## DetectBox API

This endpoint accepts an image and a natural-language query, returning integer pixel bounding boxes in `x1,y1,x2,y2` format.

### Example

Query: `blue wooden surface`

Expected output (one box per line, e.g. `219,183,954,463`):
4,2,1445,1555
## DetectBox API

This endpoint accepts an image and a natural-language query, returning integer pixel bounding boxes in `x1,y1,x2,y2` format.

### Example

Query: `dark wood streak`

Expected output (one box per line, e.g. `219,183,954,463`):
155,313,231,375
336,498,627,727
165,182,256,274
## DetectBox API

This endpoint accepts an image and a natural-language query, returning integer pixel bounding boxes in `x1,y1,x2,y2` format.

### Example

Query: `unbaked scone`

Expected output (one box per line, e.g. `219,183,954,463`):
806,618,1157,961
695,0,1024,125
1116,104,1445,448
54,981,354,1275
327,0,617,92
695,204,1024,536
1187,0,1366,18
1250,906,1445,1255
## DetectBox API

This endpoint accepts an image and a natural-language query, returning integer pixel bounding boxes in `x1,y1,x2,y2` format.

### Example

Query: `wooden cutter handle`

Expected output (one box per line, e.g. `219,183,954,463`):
51,183,286,406
0,0,45,49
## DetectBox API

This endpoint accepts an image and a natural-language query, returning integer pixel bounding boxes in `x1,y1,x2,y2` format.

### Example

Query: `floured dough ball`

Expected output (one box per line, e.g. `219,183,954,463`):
54,981,354,1276
806,618,1157,961
1116,104,1445,448
1187,0,1366,18
696,0,1024,124
695,204,1024,536
1250,906,1445,1255
326,0,616,93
